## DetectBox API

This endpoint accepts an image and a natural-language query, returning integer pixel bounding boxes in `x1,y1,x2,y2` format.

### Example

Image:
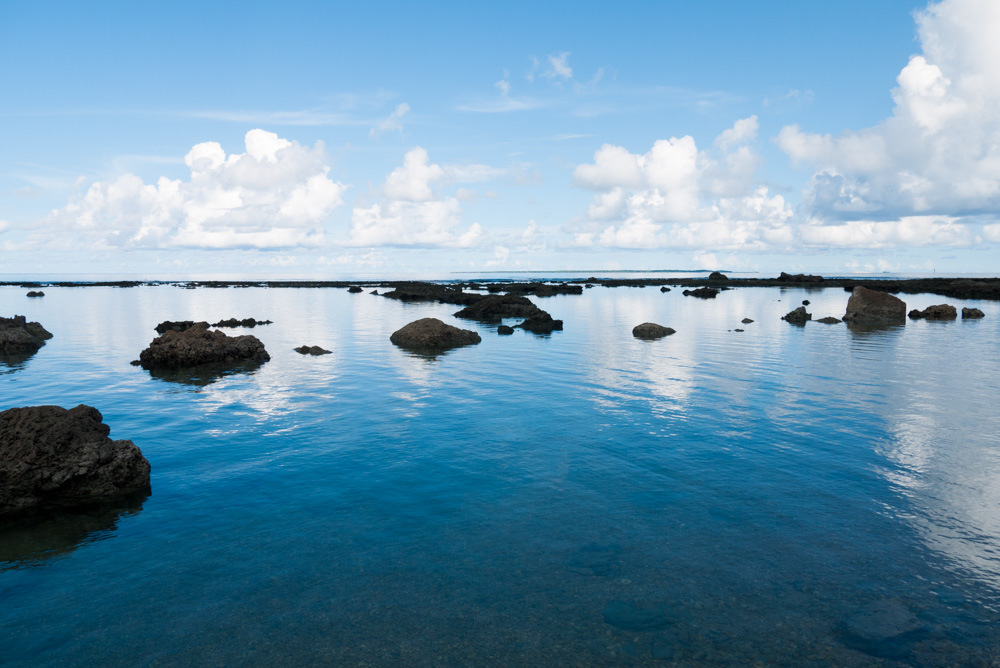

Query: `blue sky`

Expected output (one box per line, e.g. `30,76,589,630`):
2,0,999,276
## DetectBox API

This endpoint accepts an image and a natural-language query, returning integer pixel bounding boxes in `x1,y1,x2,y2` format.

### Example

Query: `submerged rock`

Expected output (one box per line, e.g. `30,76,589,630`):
815,316,842,324
211,317,273,328
390,318,481,351
294,345,331,355
843,286,906,325
962,307,985,319
782,306,812,325
908,304,957,320
516,311,563,334
632,322,676,339
0,405,151,517
0,315,53,354
682,287,719,299
137,322,270,369
842,600,929,659
26,291,44,298
602,601,672,632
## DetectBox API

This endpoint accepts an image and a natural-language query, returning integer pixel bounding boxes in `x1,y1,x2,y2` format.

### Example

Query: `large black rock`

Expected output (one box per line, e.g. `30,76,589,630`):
0,405,151,517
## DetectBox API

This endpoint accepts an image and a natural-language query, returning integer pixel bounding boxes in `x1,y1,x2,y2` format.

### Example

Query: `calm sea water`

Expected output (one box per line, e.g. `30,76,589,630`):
2,282,999,666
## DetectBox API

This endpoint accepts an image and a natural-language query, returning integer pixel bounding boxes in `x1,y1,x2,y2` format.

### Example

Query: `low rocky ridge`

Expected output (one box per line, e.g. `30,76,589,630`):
0,405,151,517
782,306,812,324
154,320,197,334
135,322,270,369
816,316,842,324
26,291,44,297
908,304,957,320
211,317,272,328
843,286,907,325
390,318,481,350
453,294,541,323
294,345,331,355
0,315,53,354
683,287,719,299
632,323,676,339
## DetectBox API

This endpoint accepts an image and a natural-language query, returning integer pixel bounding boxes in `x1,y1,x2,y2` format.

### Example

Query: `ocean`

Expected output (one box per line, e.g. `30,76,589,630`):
2,279,999,665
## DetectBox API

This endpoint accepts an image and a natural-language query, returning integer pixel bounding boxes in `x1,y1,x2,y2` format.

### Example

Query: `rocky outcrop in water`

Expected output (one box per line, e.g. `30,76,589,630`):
962,307,985,319
843,286,906,325
497,325,514,335
0,315,53,354
348,286,363,293
741,318,754,324
495,282,583,297
0,405,151,517
294,345,331,355
632,323,676,339
516,312,563,334
136,322,270,369
154,320,197,334
815,316,842,324
380,282,478,306
390,318,481,351
26,291,44,298
212,318,273,328
682,287,719,299
782,306,812,325
779,271,824,283
908,304,957,320
454,294,541,323
708,271,728,281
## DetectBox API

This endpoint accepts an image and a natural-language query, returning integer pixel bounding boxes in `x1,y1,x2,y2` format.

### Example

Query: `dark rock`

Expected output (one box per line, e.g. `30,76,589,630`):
348,286,363,293
778,271,823,283
962,307,985,319
815,316,842,324
802,299,810,305
843,286,906,325
294,345,331,355
0,315,53,354
585,284,594,289
390,318,481,350
454,294,541,323
908,304,957,320
516,311,563,334
26,291,44,298
370,290,379,295
659,287,671,293
380,282,478,306
782,306,812,325
734,328,744,332
632,323,676,339
211,317,272,328
137,322,270,369
842,600,929,660
708,271,728,281
741,318,754,324
602,601,672,631
568,543,621,576
503,282,583,297
497,325,514,335
0,405,151,517
154,320,197,334
682,287,719,299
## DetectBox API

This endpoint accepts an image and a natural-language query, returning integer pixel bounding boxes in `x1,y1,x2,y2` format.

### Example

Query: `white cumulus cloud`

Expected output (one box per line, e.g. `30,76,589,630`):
777,0,1000,226
571,116,792,250
346,147,488,248
47,129,346,250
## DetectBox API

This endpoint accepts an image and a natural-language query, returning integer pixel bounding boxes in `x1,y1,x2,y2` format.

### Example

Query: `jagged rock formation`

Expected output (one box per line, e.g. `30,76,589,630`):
136,322,270,369
782,306,812,325
0,404,151,517
0,315,53,354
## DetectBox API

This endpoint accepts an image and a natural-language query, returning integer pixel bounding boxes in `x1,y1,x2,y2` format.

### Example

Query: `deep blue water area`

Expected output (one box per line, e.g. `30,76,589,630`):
2,283,1000,665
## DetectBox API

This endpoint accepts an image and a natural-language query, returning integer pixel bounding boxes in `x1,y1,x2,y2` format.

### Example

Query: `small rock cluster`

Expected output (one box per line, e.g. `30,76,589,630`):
135,322,270,369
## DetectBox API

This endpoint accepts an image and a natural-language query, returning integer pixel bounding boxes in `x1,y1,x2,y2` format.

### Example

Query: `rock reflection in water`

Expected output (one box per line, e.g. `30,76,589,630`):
146,359,267,387
0,350,38,374
0,493,147,569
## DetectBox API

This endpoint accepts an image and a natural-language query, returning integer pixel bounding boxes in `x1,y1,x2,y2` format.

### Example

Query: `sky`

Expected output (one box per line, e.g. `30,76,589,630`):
2,0,1000,277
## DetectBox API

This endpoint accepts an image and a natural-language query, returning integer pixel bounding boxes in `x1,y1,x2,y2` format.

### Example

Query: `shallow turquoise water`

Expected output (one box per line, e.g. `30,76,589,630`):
2,283,1000,665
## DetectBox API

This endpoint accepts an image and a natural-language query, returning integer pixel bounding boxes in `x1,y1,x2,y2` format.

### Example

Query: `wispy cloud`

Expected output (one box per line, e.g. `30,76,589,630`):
456,97,549,113
369,103,411,137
